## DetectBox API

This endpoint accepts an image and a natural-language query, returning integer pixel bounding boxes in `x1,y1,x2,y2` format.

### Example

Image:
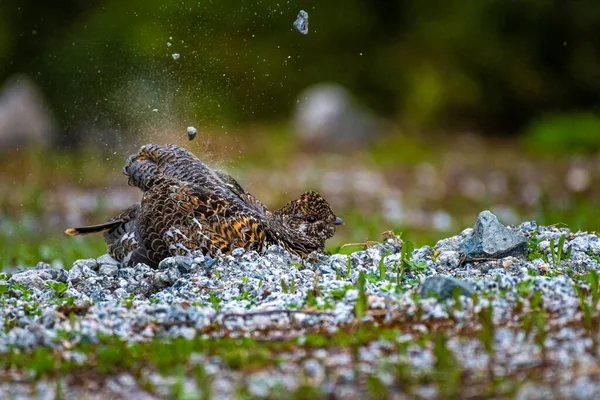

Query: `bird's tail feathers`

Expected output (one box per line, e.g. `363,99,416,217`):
64,220,123,236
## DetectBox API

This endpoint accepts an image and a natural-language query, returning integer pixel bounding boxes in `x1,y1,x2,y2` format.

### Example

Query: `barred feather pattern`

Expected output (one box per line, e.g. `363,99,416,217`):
104,204,140,261
123,144,268,215
67,144,342,267
128,175,267,267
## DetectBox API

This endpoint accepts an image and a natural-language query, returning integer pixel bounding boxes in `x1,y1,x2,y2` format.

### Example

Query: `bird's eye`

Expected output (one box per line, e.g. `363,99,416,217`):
307,215,317,223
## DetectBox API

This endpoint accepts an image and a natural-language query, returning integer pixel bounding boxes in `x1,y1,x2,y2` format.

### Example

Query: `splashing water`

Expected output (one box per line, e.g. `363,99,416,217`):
293,10,308,35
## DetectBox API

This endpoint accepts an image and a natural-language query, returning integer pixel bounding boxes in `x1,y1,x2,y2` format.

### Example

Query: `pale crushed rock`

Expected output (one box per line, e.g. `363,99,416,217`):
2,215,600,398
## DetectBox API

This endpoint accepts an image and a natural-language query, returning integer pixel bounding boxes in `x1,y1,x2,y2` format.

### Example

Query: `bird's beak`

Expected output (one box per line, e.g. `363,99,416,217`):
333,217,345,226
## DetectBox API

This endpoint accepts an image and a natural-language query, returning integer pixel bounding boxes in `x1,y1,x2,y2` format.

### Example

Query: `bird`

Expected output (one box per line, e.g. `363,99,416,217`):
122,144,269,215
65,144,344,267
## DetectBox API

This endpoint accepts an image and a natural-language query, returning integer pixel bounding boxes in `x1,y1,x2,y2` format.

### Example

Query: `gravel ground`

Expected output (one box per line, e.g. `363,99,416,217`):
2,211,600,399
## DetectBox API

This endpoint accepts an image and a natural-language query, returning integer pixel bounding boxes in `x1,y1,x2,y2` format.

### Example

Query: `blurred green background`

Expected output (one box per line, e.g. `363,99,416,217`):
1,0,600,270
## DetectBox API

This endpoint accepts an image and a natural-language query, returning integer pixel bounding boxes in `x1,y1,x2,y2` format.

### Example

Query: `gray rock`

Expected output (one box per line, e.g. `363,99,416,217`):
158,256,193,273
436,251,461,269
67,265,97,286
119,267,135,281
293,83,382,150
99,264,119,277
9,269,53,290
231,248,245,258
204,256,216,268
97,254,120,267
73,258,98,271
570,234,600,254
419,276,474,300
0,75,57,149
460,210,527,261
435,236,463,253
51,268,69,283
35,261,51,270
519,221,537,232
114,288,128,299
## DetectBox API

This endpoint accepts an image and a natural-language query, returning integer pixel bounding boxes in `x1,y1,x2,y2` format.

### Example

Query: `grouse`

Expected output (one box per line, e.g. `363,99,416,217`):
65,144,344,267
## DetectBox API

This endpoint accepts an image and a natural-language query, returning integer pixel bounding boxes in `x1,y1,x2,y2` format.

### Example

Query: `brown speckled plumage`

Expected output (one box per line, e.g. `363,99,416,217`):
65,144,343,267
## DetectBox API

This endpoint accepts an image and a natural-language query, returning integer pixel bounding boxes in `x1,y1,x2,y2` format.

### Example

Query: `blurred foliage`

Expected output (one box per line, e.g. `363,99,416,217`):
523,113,600,155
1,0,600,138
4,129,600,271
0,225,106,272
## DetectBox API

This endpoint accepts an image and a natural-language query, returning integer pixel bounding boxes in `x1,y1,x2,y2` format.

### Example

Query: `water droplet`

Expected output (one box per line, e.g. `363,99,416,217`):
172,53,180,60
167,42,172,47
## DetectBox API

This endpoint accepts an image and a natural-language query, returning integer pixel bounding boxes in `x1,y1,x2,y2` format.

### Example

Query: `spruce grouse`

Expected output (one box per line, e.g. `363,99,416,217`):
65,144,343,267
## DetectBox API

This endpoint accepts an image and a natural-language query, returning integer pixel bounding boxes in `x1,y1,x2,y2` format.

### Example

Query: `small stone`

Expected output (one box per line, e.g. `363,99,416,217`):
302,358,323,379
420,276,474,300
158,256,193,273
502,257,516,269
73,258,98,271
192,253,205,265
435,236,463,253
460,210,527,261
368,295,386,309
293,10,309,35
99,264,119,277
97,254,119,267
570,235,600,254
231,248,245,258
9,269,53,290
187,126,197,141
519,221,537,232
118,267,135,281
436,251,461,268
117,373,136,388
35,261,51,270
67,267,83,285
204,256,216,268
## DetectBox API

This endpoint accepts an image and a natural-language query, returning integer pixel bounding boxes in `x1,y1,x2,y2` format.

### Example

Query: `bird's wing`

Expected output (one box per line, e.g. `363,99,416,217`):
192,189,267,255
123,144,232,190
215,170,269,215
129,175,266,267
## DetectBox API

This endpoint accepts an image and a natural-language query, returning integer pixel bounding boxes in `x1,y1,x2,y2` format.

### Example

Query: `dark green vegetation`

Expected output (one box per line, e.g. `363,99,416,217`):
2,1,600,135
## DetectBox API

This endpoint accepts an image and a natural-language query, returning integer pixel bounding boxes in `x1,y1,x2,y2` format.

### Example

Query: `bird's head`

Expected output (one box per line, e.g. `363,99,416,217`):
270,191,343,256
